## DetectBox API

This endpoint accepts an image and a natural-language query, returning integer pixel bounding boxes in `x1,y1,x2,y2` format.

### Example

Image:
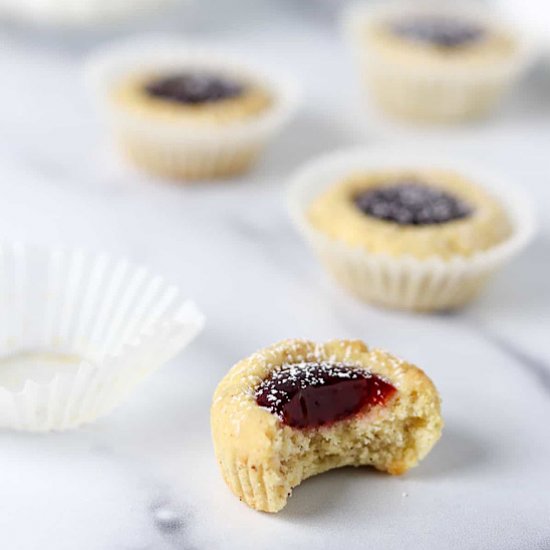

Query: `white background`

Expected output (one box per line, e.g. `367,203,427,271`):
0,1,549,548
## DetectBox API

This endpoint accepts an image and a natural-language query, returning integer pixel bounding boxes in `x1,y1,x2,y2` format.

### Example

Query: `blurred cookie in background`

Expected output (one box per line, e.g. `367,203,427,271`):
288,147,535,311
343,1,538,123
86,38,300,181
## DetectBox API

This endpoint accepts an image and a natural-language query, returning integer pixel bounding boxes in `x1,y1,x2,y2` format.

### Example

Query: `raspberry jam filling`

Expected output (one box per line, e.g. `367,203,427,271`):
144,72,244,104
354,181,472,225
390,16,486,48
255,362,396,429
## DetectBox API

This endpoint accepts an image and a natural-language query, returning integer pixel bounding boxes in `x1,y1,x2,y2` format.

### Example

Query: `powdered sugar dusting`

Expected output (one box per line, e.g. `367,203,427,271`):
354,181,472,225
255,361,396,427
215,340,408,434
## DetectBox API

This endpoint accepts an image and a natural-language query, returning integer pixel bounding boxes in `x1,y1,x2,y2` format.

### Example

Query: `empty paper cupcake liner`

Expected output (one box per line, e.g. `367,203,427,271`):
288,148,536,311
343,1,538,122
0,244,205,431
85,37,301,179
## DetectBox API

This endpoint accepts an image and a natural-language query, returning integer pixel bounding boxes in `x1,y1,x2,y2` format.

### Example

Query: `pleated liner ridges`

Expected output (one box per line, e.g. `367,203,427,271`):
0,244,204,431
221,457,274,512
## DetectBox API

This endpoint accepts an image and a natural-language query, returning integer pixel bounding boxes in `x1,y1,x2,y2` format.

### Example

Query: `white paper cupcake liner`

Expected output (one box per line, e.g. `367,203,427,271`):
343,1,538,123
85,37,301,180
288,147,536,312
0,244,205,431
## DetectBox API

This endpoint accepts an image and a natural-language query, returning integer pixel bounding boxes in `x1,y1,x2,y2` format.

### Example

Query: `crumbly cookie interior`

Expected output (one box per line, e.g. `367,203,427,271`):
253,386,439,511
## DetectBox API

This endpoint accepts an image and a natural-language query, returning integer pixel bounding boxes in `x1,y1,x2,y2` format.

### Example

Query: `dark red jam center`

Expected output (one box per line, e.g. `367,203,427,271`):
354,181,472,225
144,72,244,104
390,16,486,48
255,362,396,429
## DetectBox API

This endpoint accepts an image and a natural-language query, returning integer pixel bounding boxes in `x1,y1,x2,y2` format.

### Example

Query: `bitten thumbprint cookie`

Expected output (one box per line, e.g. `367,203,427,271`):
211,339,443,512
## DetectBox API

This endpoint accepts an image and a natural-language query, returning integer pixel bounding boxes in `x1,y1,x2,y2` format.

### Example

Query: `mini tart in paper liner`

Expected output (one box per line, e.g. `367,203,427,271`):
0,244,205,432
211,338,443,513
86,38,300,180
288,148,535,312
343,1,537,123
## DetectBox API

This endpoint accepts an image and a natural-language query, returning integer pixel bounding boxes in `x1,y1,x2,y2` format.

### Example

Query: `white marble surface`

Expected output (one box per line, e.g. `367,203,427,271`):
0,1,549,549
